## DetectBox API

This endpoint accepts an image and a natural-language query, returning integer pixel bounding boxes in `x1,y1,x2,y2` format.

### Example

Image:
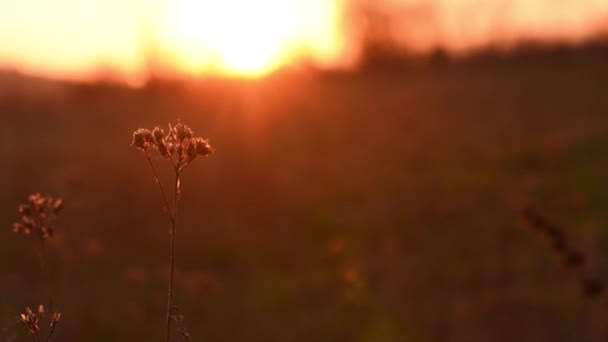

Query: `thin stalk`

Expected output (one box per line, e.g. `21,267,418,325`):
144,152,177,342
145,153,174,224
45,323,57,342
35,217,51,310
165,168,180,342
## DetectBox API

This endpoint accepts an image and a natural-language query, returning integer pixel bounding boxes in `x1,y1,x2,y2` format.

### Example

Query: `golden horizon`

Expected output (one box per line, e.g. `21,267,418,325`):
0,0,607,84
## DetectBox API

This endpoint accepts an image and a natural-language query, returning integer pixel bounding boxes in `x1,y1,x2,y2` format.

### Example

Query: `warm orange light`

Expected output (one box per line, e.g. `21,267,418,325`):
1,0,607,83
158,0,346,77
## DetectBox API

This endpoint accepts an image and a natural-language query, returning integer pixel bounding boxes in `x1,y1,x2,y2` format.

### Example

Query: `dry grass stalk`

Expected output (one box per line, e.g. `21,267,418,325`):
520,205,604,298
11,194,64,341
133,122,214,342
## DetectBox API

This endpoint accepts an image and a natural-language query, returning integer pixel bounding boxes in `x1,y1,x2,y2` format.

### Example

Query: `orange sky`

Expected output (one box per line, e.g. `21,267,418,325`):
0,0,606,83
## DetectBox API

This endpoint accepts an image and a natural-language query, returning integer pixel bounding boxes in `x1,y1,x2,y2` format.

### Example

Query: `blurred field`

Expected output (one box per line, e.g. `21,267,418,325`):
1,45,608,341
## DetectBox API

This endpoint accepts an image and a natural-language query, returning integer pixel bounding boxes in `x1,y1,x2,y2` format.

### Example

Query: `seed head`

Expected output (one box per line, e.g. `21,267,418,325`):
132,121,214,170
13,194,63,242
132,128,154,151
17,305,61,340
194,137,214,157
152,126,165,142
172,123,193,141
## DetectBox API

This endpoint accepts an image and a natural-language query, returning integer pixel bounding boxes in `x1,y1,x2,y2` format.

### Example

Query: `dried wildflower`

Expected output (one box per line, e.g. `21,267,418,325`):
132,128,154,151
132,121,214,172
18,305,61,342
194,137,214,157
171,122,193,141
519,205,583,266
519,205,604,298
132,121,214,342
13,194,64,242
152,127,170,157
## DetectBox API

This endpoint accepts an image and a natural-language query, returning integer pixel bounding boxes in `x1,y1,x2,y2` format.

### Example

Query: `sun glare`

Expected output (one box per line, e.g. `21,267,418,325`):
159,0,345,77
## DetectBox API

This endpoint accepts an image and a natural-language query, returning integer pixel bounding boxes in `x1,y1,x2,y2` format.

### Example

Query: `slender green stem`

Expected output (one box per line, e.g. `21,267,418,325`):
165,168,180,342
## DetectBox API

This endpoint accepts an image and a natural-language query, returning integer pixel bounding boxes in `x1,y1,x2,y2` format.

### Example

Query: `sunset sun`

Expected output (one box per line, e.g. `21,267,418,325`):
160,0,343,77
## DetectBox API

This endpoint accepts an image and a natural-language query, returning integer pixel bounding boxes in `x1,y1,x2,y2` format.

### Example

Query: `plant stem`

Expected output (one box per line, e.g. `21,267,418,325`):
143,152,177,341
145,153,174,224
45,323,57,342
165,168,180,342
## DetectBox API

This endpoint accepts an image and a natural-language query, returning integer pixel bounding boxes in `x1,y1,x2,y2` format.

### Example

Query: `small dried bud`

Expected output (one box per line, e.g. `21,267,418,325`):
152,127,170,157
17,305,60,339
133,121,214,172
53,198,64,214
41,226,53,239
18,204,32,216
30,194,47,211
132,128,154,151
13,194,63,241
173,123,193,141
152,126,165,142
194,138,214,156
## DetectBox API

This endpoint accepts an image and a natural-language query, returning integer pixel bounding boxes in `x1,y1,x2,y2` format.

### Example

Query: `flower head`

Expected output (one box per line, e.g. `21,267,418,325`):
18,305,61,339
132,128,154,151
132,121,214,170
13,194,63,241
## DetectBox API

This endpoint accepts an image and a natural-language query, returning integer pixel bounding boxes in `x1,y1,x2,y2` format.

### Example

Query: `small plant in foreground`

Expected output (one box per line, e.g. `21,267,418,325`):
11,194,64,341
13,194,63,242
132,122,214,342
18,305,61,342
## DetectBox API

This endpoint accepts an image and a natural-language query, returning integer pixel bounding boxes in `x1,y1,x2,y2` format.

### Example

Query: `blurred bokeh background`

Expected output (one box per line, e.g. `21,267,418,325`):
1,0,608,341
